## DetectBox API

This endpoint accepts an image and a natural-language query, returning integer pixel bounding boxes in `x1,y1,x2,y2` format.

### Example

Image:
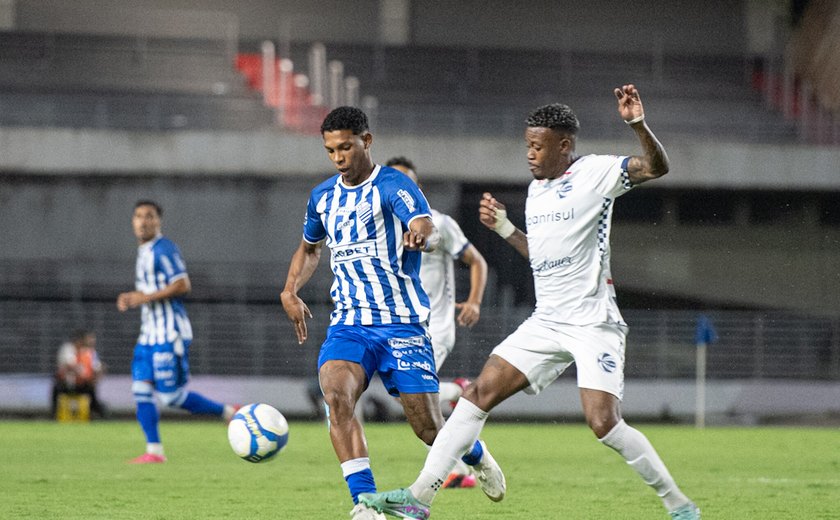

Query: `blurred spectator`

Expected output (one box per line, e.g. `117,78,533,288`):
51,329,108,418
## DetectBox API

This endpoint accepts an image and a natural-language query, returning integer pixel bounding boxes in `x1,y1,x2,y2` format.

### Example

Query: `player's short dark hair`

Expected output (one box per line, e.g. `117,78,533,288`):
135,199,162,217
70,329,94,343
320,106,369,135
526,103,580,134
385,156,416,172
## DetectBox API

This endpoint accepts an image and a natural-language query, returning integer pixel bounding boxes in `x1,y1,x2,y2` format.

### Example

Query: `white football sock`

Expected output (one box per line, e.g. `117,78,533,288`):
222,404,237,421
409,398,488,504
146,443,164,456
437,382,463,404
423,442,470,475
599,420,690,511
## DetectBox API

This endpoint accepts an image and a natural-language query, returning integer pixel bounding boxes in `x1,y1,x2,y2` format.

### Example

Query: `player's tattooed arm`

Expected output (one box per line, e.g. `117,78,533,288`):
615,84,670,185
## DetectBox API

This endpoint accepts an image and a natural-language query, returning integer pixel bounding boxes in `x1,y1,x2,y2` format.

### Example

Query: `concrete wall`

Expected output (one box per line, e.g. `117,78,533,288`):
1,127,840,190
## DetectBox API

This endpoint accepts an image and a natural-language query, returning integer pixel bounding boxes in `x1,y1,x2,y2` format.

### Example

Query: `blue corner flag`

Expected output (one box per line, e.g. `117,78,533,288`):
695,315,718,346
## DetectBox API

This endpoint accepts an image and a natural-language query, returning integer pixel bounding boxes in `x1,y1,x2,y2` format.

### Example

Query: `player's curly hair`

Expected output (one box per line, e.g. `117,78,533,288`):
320,106,369,135
385,156,416,172
526,103,580,134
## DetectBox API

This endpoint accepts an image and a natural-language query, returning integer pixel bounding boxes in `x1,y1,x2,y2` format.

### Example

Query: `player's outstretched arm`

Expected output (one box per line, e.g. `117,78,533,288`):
280,239,321,344
614,84,670,185
455,244,487,328
404,216,440,252
479,192,529,259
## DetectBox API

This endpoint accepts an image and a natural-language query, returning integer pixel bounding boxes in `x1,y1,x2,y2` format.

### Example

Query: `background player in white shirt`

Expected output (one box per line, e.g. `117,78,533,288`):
117,200,237,464
280,107,503,520
361,85,701,520
387,156,489,490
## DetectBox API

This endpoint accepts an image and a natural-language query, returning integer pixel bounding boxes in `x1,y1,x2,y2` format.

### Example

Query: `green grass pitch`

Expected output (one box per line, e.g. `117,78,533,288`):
1,420,838,519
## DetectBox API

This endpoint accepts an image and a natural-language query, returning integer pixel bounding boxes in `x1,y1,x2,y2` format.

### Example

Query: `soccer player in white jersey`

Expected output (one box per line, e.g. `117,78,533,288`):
117,200,237,464
361,86,701,520
387,156,488,490
280,107,504,520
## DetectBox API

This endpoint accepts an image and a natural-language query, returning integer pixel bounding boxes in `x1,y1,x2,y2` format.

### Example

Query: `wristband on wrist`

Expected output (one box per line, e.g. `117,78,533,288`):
624,114,645,125
494,208,516,239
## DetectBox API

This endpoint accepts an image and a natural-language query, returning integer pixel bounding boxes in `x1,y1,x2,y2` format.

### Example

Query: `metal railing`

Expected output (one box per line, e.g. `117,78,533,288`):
2,300,838,381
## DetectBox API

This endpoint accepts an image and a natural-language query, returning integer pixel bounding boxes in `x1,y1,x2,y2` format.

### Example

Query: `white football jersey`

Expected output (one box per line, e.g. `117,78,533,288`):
525,154,634,326
420,209,471,349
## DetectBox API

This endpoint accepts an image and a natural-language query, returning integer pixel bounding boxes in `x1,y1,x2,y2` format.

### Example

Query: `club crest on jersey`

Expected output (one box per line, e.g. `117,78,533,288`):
396,189,416,212
555,183,573,199
355,201,373,225
598,352,617,373
332,240,377,263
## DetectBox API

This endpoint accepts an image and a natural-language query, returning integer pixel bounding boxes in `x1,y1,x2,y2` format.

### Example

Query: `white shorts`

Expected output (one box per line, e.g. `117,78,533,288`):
491,316,627,399
429,322,456,370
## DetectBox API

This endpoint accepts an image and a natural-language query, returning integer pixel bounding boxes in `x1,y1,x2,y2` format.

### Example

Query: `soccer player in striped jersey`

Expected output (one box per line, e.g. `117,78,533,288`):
281,107,504,520
117,200,237,464
387,156,488,490
361,86,700,519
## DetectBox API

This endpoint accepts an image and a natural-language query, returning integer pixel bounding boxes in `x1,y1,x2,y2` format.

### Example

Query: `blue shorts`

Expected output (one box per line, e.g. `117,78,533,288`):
131,337,190,393
318,323,439,397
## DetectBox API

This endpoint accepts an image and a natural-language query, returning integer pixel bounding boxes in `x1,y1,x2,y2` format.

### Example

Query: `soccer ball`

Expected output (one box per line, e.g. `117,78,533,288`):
227,403,289,463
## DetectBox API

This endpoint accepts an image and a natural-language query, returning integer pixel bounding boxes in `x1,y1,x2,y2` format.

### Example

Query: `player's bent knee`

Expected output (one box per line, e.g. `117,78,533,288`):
157,389,186,408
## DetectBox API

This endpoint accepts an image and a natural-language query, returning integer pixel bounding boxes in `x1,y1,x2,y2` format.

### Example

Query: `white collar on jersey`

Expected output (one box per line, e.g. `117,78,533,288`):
337,164,381,189
137,233,163,251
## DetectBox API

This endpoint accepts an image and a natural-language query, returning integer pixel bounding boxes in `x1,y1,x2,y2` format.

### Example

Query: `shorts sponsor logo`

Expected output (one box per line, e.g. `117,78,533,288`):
333,240,376,263
598,352,617,373
388,336,426,349
412,361,432,371
421,374,435,380
397,359,412,371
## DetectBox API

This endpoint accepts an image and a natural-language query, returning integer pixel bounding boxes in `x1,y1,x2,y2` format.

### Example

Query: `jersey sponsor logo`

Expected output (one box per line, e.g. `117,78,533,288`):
332,240,377,263
355,201,373,225
555,183,573,199
598,352,617,373
337,218,355,230
396,189,416,212
388,335,426,349
335,207,354,216
532,256,573,273
526,208,575,227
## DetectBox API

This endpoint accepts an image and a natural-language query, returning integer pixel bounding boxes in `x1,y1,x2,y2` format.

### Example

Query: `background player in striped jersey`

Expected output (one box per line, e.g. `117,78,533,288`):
386,156,488,490
361,86,700,519
281,107,504,520
117,200,237,464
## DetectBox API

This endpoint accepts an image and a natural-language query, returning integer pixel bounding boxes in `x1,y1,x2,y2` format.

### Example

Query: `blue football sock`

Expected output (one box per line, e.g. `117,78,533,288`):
344,468,376,504
135,401,160,443
180,391,224,416
461,439,484,466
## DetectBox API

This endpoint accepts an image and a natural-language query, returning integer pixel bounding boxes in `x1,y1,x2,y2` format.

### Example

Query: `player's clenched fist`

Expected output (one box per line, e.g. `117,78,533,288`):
479,192,515,238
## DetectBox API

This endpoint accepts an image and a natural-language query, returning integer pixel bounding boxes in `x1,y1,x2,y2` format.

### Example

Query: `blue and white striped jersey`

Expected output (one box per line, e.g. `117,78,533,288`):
303,165,433,326
134,235,193,345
